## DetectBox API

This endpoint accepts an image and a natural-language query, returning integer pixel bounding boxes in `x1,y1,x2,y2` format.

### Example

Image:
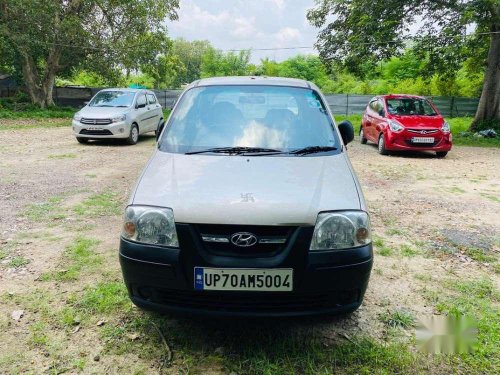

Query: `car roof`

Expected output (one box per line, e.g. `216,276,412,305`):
381,94,426,100
189,76,313,89
99,88,153,94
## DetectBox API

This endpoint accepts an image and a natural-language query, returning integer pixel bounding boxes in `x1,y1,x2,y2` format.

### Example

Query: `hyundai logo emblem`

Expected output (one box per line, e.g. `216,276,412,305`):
230,232,258,247
420,130,427,134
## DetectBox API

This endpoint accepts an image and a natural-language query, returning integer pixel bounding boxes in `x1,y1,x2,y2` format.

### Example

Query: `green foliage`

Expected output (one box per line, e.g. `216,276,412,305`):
200,49,251,78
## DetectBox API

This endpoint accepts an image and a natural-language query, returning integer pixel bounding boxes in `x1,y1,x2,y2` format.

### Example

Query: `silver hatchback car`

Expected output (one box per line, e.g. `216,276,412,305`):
72,88,163,145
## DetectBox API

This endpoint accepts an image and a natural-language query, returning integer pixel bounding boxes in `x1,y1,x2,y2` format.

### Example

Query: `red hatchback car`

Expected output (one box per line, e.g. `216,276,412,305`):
360,95,452,157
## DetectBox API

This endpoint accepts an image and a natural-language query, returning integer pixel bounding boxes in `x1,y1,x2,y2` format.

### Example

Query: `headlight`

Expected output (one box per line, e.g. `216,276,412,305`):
310,211,371,251
73,113,82,122
122,206,179,247
112,114,126,123
441,121,450,133
388,119,404,132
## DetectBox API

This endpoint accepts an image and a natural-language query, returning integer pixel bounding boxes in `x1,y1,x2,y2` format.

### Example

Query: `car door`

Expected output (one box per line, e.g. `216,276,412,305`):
135,93,149,133
146,93,162,132
371,99,386,139
364,99,378,141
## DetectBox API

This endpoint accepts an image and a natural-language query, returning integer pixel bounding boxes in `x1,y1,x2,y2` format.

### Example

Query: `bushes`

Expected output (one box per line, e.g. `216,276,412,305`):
0,93,75,119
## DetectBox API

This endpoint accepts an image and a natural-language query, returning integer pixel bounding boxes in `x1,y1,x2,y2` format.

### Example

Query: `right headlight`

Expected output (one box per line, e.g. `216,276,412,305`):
310,211,371,251
122,205,179,247
73,113,82,122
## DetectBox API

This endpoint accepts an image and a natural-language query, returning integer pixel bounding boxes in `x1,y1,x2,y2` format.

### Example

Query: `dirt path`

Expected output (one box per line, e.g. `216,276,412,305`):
0,126,498,373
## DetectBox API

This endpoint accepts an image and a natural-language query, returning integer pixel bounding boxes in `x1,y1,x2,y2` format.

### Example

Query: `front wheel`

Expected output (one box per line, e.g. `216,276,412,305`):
436,151,448,158
360,128,368,144
126,124,139,145
378,134,388,155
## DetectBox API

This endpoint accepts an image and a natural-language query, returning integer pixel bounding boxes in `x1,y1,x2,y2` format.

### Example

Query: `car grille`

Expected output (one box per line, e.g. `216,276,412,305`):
80,118,112,125
135,287,360,313
194,224,296,257
79,129,113,135
407,129,439,135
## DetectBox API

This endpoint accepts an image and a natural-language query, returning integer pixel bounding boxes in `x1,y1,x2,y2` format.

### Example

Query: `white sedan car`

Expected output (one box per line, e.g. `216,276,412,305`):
72,88,163,145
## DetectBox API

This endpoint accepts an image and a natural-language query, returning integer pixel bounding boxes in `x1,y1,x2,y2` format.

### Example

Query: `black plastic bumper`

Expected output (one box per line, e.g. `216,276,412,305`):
119,224,373,317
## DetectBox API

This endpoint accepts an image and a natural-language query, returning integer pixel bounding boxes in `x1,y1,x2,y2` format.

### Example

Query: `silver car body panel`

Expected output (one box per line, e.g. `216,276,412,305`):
132,76,367,225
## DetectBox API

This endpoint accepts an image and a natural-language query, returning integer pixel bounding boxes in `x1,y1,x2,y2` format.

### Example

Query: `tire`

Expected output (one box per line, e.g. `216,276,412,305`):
360,127,368,144
378,134,388,155
126,124,139,145
76,137,88,144
436,151,448,158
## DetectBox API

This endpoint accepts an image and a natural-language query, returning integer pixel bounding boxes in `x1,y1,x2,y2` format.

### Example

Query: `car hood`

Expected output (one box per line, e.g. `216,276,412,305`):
390,115,444,128
131,151,362,226
77,106,130,118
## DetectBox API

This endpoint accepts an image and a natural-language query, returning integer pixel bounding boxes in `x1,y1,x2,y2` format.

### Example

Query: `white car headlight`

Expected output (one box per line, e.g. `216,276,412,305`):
73,113,82,122
112,114,127,123
388,119,404,132
310,211,371,251
441,121,450,133
122,206,179,247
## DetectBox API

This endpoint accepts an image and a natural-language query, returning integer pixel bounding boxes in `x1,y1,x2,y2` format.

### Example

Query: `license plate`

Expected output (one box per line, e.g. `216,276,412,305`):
411,137,434,143
86,126,103,131
194,267,293,291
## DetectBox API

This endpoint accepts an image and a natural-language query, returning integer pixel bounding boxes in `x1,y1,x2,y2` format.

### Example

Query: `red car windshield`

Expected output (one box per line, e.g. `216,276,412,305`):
386,98,437,116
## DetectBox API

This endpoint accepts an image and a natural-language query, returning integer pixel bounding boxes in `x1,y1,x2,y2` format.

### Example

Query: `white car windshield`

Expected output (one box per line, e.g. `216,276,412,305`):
160,85,339,155
89,91,136,107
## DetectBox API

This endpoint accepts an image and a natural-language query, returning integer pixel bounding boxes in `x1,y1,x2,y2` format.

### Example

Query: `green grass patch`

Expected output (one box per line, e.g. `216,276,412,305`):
380,309,415,329
40,236,102,281
463,248,497,263
24,196,66,222
48,153,77,159
73,191,122,217
480,193,500,203
447,186,466,194
400,244,419,257
428,277,499,373
8,256,30,268
78,281,131,314
0,104,75,119
378,246,393,256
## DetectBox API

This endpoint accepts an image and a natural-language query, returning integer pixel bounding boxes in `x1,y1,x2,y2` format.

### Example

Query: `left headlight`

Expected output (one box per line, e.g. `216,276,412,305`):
441,121,450,133
122,206,179,247
73,113,82,122
112,114,126,123
310,211,371,251
388,119,404,132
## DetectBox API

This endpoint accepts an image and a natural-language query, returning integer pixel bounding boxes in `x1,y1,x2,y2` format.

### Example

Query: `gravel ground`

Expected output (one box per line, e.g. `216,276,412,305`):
0,125,498,373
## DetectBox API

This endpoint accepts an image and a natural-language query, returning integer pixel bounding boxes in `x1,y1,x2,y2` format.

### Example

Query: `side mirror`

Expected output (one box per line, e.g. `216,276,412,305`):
378,109,385,117
338,120,354,145
156,120,165,142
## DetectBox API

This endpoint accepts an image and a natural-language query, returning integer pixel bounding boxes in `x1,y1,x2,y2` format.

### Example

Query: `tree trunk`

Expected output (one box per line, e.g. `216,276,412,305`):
20,47,60,108
471,24,500,131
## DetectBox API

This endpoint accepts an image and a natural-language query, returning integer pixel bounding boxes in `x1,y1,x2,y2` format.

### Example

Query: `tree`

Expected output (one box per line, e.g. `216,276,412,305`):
171,38,213,86
0,0,179,107
141,54,186,89
200,49,251,78
307,0,500,129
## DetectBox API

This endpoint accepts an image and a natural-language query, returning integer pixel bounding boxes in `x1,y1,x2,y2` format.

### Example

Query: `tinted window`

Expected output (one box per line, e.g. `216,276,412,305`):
386,98,437,116
147,94,157,104
136,94,147,107
89,91,135,107
160,85,338,154
369,100,378,111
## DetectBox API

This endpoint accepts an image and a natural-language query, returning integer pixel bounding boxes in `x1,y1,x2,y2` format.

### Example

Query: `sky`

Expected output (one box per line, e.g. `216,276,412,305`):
168,0,319,63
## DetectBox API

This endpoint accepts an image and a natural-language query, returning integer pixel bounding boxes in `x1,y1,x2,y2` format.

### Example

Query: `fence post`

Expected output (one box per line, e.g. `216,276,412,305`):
346,94,349,116
450,96,455,118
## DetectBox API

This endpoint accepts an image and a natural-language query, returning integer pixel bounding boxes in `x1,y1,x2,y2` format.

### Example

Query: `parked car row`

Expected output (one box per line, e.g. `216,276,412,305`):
72,88,453,159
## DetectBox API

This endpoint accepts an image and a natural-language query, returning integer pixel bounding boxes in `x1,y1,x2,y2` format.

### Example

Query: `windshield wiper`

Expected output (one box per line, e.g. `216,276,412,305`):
185,146,283,155
288,146,338,155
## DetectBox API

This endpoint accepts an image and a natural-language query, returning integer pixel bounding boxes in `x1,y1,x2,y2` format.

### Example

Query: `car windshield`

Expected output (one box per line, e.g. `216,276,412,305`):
160,85,338,155
89,91,135,107
386,98,437,116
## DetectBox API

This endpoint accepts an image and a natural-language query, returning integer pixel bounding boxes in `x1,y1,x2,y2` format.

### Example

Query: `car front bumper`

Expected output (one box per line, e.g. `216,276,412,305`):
119,224,373,317
72,120,131,139
384,130,452,151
